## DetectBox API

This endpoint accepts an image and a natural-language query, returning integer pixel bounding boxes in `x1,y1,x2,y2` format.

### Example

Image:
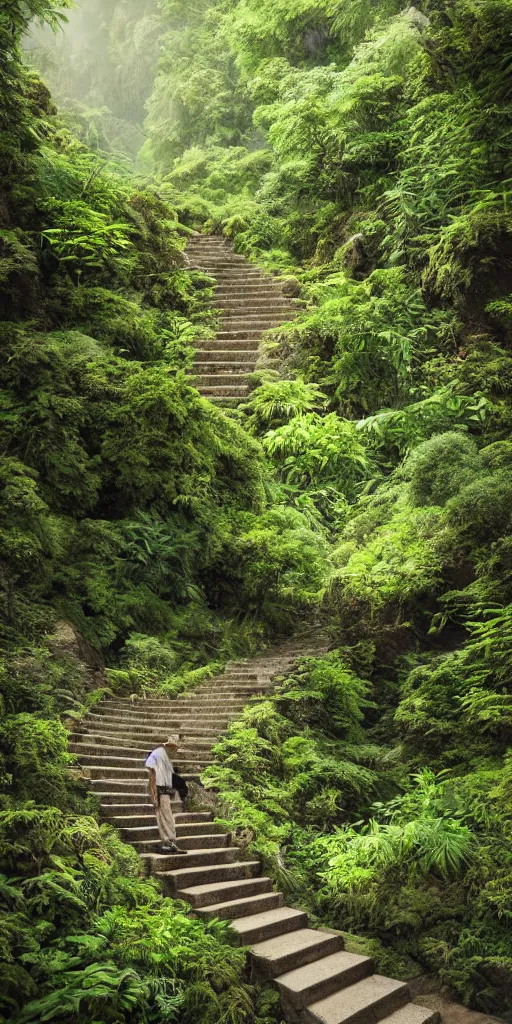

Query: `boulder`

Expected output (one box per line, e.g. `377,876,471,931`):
406,6,430,30
281,276,302,298
47,619,106,690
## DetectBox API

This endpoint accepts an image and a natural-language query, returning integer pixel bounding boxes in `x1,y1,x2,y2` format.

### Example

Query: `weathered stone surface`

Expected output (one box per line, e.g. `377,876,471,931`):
187,235,300,404
47,619,106,689
281,276,302,298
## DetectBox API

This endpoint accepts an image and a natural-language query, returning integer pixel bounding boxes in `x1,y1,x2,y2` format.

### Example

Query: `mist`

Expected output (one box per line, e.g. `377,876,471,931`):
25,0,162,155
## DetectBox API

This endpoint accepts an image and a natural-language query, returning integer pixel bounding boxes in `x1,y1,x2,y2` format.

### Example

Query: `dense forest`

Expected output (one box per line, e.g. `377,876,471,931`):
1,0,511,1021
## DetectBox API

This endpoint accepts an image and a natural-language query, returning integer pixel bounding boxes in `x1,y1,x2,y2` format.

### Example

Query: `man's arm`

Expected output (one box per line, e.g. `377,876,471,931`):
147,767,157,808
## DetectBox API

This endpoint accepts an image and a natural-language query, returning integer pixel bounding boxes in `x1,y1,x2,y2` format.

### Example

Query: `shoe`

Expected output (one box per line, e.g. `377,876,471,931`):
159,843,187,855
169,843,187,854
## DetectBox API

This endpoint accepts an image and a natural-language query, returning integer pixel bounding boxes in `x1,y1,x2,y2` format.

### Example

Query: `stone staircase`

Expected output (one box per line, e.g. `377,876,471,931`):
72,638,439,1024
186,234,300,407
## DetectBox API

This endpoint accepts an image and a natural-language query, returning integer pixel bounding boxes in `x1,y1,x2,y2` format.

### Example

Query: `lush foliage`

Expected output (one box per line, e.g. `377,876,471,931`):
0,806,282,1024
16,0,512,1016
0,4,328,1020
205,655,512,1011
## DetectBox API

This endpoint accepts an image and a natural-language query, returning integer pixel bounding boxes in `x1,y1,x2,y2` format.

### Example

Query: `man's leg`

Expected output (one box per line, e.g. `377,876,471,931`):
155,793,177,844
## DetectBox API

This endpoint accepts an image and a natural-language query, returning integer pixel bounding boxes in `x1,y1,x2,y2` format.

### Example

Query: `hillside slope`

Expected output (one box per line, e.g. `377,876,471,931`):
7,0,512,1019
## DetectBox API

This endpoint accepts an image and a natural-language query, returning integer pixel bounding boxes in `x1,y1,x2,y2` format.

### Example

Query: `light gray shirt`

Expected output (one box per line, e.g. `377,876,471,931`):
145,746,174,787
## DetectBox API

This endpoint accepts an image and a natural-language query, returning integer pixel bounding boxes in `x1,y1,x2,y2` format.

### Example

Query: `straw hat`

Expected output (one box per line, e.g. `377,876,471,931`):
164,734,180,749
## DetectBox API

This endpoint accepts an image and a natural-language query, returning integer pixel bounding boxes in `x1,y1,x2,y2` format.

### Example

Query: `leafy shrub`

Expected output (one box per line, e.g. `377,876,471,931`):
406,432,481,507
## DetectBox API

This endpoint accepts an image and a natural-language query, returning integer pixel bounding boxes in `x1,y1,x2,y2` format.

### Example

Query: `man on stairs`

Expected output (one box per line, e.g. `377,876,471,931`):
146,735,187,855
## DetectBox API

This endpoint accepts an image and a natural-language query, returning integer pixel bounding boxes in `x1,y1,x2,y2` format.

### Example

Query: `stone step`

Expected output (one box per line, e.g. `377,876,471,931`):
87,766,201,781
98,698,180,708
194,253,258,262
188,250,234,257
90,778,152,793
275,951,374,1012
143,846,237,873
218,319,287,330
205,397,244,407
215,289,286,298
77,736,215,754
197,340,260,351
193,360,267,372
198,386,249,398
91,703,204,714
199,674,269,684
174,833,230,851
88,702,240,717
117,819,226,843
194,374,250,387
191,265,258,273
215,284,290,294
197,692,271,700
175,821,223,836
188,247,232,256
82,707,233,722
214,281,286,290
100,698,245,710
85,711,231,727
99,798,182,815
251,929,344,981
79,732,216,751
92,690,255,705
189,253,247,260
210,278,270,287
70,742,214,761
104,813,174,829
215,330,271,340
214,671,260,680
203,267,264,276
100,703,238,716
219,303,293,315
194,364,259,377
302,975,410,1024
198,684,273,695
377,1006,439,1024
190,258,247,267
194,352,259,366
214,311,290,322
99,797,156,810
178,874,274,909
160,859,261,895
85,703,236,718
75,754,211,770
101,804,207,825
80,724,222,740
176,812,214,824
188,252,234,259
123,829,229,851
195,890,284,921
82,717,229,734
232,907,308,946
118,826,160,842
82,726,222,745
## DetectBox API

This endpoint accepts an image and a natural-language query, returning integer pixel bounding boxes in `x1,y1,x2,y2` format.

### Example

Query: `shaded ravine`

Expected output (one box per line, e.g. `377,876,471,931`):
187,235,300,407
72,638,439,1024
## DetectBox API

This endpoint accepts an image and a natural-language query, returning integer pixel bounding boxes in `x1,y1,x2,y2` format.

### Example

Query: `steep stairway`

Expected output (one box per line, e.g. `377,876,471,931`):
73,639,439,1024
186,234,300,407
